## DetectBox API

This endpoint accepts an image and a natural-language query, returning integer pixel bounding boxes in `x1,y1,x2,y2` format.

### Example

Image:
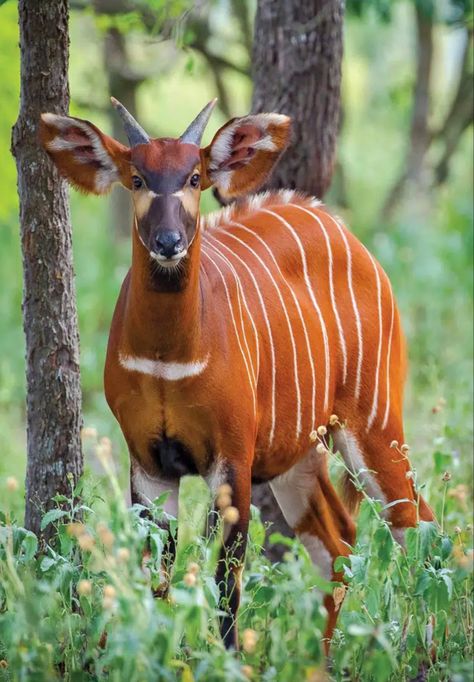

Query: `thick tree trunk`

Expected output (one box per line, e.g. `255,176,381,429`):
251,0,344,198
250,0,344,557
11,0,83,538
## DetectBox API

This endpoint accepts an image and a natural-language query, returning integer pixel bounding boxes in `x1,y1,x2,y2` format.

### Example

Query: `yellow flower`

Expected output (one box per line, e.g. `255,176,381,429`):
222,506,240,525
77,579,92,596
242,628,258,653
183,572,197,587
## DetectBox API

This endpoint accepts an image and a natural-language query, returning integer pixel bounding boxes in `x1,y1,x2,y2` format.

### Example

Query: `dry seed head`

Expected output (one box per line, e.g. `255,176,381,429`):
317,425,327,436
432,405,441,414
216,492,232,510
0,660,8,669
81,426,98,439
102,595,115,610
78,533,95,552
103,584,116,599
454,526,462,535
223,506,240,524
77,579,92,596
405,470,414,479
309,430,318,443
217,483,232,496
333,584,347,612
6,477,18,492
117,547,130,562
316,443,328,456
97,523,115,549
242,665,253,679
242,628,258,653
390,440,398,449
67,522,86,538
183,572,197,587
95,437,112,463
329,414,339,426
400,444,410,454
187,562,199,575
442,471,452,482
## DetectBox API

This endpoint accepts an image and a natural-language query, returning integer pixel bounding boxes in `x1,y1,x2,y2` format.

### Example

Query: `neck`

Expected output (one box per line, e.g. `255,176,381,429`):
125,221,203,360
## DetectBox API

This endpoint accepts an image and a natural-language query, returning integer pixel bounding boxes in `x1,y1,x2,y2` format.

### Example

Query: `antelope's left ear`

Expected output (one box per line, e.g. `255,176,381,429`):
200,113,291,200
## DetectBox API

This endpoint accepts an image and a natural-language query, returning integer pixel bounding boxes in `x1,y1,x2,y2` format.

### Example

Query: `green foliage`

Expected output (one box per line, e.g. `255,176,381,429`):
0,461,472,681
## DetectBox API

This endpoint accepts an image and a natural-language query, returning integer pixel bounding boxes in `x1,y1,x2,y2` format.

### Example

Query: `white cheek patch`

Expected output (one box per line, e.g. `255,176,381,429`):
132,466,179,516
119,352,209,381
299,532,333,580
332,429,388,509
270,448,322,529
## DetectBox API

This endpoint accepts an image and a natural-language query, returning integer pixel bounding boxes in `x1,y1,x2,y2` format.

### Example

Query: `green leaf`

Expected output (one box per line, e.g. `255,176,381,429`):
40,556,56,572
21,531,38,562
433,450,452,475
40,508,68,530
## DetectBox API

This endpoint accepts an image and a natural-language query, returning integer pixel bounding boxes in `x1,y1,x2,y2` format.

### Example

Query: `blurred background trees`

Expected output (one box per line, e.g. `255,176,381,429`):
1,0,472,522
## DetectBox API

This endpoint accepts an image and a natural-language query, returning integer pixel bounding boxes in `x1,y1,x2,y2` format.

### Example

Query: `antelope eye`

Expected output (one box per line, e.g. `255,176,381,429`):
132,175,143,190
189,173,200,188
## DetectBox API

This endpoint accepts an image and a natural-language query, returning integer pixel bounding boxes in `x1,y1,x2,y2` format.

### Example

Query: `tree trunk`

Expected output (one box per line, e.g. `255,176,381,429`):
104,26,142,239
381,4,434,219
12,0,83,539
250,0,344,558
251,0,344,198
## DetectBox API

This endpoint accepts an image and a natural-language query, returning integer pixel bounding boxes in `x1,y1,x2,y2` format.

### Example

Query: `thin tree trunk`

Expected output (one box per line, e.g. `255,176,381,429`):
12,0,83,539
250,0,345,558
252,0,344,198
381,4,434,219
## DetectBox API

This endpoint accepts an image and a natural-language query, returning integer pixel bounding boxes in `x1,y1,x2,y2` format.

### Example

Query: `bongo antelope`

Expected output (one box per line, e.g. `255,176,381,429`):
40,99,434,650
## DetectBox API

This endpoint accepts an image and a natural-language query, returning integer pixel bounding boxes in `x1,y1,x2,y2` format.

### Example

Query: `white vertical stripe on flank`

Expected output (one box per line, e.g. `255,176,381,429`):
231,221,317,432
201,248,257,415
329,216,364,399
205,239,260,385
381,280,395,430
365,249,383,431
214,227,302,440
291,205,348,383
261,208,331,412
205,233,276,444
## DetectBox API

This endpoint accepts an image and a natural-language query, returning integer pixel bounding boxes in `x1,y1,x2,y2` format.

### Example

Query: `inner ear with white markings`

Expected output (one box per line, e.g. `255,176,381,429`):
39,113,131,195
201,113,291,200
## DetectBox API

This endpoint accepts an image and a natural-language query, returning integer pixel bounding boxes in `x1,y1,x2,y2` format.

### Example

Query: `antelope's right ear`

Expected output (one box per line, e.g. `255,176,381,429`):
39,113,131,194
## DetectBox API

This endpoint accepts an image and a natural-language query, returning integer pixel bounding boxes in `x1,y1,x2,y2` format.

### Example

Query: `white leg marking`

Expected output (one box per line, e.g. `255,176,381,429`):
204,236,276,445
332,429,387,508
201,248,257,415
216,225,302,439
299,532,333,580
381,282,395,430
270,448,321,529
205,458,227,496
132,466,179,516
330,216,364,400
364,251,383,431
204,238,260,383
230,222,317,432
119,353,209,381
261,208,331,412
291,204,348,384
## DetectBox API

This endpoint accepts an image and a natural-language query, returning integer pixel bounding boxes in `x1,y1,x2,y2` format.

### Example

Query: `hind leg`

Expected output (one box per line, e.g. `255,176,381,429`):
270,448,356,651
333,422,435,544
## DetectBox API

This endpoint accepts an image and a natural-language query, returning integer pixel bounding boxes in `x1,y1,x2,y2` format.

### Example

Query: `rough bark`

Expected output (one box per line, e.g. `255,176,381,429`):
251,0,344,198
250,0,344,558
11,0,83,538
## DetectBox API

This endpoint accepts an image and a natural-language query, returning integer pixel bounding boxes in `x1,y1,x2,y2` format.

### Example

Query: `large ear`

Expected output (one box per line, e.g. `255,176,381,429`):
39,113,131,195
200,113,291,200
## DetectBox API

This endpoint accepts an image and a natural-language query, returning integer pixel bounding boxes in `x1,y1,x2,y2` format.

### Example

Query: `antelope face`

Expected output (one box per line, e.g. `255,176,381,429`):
130,139,202,269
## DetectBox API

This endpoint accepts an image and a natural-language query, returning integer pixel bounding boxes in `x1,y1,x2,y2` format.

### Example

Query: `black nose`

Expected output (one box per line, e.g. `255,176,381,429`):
154,231,183,259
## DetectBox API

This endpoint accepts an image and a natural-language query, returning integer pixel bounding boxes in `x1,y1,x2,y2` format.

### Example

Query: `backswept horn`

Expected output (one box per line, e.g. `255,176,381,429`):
180,99,217,146
110,96,150,147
